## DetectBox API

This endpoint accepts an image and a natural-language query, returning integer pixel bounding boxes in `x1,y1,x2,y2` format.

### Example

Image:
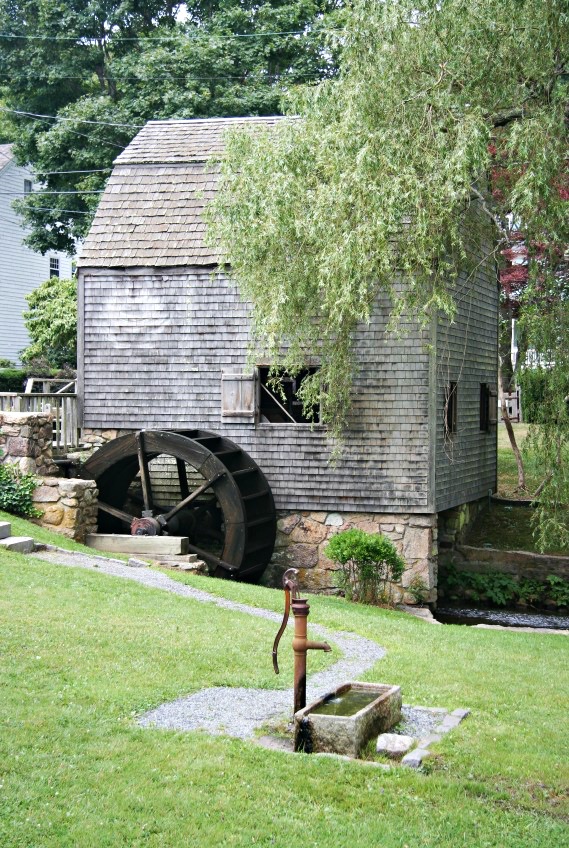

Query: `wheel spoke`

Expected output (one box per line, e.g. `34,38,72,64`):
136,431,154,513
159,471,225,524
98,501,134,527
176,458,190,499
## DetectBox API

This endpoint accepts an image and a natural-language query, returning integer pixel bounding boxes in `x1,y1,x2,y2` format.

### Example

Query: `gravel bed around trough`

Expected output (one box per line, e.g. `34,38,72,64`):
30,547,462,747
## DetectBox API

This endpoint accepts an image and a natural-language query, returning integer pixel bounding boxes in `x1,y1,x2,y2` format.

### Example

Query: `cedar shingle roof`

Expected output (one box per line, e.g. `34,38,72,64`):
78,117,283,268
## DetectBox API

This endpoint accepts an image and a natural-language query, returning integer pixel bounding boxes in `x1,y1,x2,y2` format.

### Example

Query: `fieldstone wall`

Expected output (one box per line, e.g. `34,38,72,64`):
439,545,569,582
0,411,98,542
438,499,487,547
32,478,98,543
0,411,58,476
262,510,438,604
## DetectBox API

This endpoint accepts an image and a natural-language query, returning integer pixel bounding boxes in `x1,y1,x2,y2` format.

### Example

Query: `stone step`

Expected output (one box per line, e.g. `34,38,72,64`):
0,536,35,554
0,521,12,540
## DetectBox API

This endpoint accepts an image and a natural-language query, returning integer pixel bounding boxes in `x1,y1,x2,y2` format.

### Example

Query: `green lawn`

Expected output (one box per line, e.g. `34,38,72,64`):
497,423,543,499
1,519,568,847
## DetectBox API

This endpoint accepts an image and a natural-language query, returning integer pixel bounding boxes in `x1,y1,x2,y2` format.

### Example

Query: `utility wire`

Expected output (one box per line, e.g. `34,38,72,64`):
0,28,339,43
2,189,104,195
0,70,330,82
0,107,142,130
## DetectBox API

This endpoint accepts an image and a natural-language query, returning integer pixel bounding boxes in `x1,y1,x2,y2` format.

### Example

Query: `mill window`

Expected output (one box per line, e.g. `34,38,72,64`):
444,381,458,435
258,367,320,424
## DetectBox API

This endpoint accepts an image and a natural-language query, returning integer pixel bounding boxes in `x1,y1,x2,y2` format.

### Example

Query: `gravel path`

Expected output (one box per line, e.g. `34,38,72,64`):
32,548,387,738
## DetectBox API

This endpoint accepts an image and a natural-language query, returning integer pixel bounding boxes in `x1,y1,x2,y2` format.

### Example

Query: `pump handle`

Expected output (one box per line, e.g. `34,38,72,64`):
271,569,299,674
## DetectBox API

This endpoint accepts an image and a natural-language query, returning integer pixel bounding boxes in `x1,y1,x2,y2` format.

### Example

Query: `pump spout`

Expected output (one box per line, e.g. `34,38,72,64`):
304,639,331,652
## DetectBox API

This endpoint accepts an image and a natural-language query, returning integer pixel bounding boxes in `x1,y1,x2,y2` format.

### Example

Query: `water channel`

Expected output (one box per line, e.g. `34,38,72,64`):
434,605,569,629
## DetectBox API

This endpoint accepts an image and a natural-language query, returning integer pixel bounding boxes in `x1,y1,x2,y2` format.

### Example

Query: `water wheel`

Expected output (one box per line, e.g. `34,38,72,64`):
79,429,276,581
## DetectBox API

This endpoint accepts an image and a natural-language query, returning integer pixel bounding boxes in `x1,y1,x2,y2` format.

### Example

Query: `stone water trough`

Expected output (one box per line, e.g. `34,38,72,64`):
294,682,402,757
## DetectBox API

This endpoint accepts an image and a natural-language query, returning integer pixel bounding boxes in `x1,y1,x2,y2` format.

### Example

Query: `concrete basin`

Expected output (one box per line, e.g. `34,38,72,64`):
294,681,402,757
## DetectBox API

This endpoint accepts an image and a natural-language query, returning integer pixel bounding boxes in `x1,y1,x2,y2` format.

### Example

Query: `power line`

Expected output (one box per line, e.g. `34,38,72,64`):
0,108,128,148
0,28,338,43
34,168,111,175
0,69,330,82
0,107,142,130
20,206,93,215
2,189,104,195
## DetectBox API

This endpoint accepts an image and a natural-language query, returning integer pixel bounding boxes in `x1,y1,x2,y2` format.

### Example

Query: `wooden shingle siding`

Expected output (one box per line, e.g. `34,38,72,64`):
78,117,498,520
434,219,499,511
80,266,431,513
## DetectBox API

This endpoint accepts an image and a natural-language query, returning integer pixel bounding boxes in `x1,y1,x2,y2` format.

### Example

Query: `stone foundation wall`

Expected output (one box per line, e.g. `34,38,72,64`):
32,478,99,543
261,510,438,604
0,411,58,476
438,499,487,548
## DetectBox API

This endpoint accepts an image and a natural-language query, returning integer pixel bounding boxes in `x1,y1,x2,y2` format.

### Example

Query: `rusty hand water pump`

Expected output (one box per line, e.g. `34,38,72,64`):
272,568,331,714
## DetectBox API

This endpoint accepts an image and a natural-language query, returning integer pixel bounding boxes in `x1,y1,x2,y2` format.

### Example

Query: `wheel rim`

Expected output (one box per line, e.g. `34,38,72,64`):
80,429,276,581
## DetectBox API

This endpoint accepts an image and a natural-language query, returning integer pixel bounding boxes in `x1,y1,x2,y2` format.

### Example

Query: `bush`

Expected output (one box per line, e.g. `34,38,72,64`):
518,369,549,424
0,368,27,392
0,457,41,518
324,529,405,605
21,276,77,368
439,564,569,609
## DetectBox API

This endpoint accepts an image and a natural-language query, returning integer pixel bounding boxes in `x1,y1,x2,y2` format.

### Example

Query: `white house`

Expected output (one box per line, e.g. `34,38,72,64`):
0,144,73,364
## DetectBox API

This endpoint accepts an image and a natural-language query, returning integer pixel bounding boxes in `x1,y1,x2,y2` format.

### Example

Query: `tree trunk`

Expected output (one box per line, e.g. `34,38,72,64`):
498,361,526,491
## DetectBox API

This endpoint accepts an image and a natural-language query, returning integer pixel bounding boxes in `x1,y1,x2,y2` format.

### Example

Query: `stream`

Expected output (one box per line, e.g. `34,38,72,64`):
434,605,569,630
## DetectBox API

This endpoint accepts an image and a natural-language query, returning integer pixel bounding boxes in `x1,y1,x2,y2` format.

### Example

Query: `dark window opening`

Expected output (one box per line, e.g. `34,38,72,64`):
49,257,60,278
480,383,490,431
23,179,32,195
259,367,320,424
444,381,458,435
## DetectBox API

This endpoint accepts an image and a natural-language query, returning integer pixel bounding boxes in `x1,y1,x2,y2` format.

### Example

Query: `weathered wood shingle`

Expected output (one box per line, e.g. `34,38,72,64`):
78,117,283,268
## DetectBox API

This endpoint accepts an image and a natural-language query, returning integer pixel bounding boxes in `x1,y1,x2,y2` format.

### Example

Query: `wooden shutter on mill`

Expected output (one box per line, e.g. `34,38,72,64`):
221,372,257,418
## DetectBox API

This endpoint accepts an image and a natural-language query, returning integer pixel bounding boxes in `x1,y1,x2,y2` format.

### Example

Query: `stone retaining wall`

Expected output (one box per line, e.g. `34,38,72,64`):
262,510,438,604
439,545,569,582
32,477,99,543
0,412,98,542
0,411,58,476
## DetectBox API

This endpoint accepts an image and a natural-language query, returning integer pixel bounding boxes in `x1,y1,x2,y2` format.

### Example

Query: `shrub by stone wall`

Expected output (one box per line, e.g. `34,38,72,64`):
0,411,58,476
32,477,98,543
262,510,438,604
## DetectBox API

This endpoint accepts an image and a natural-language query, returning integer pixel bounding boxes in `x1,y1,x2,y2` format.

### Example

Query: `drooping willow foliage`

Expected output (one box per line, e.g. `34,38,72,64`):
208,0,568,545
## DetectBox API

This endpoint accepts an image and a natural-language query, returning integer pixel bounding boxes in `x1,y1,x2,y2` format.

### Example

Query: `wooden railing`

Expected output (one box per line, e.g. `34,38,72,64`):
0,392,80,453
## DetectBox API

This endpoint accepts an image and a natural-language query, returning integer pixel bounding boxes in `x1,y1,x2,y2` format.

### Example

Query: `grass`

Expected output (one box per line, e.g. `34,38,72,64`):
1,517,568,847
497,423,543,499
0,509,129,559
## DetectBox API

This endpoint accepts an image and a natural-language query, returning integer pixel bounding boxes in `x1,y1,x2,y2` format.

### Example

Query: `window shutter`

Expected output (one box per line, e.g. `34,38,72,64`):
488,386,498,425
221,372,257,418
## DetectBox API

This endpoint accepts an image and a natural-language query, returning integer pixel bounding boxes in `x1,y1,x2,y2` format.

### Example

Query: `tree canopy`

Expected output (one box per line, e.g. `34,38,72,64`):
209,0,568,545
0,0,341,253
21,276,77,369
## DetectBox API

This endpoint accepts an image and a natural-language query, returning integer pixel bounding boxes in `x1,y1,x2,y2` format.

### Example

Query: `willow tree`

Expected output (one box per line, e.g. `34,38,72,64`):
209,0,568,547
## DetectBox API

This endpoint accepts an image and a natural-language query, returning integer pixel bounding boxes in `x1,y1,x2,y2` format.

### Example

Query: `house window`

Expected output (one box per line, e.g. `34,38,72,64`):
23,179,32,195
49,257,60,278
259,367,320,424
444,381,458,435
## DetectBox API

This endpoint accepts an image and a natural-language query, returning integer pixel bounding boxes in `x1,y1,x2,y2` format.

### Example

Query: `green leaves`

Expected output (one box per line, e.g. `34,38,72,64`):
324,529,405,605
0,0,341,251
21,276,77,368
0,458,40,518
210,0,567,449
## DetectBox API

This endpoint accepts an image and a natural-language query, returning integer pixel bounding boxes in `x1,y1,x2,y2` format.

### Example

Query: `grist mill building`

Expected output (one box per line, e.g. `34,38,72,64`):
77,117,498,600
